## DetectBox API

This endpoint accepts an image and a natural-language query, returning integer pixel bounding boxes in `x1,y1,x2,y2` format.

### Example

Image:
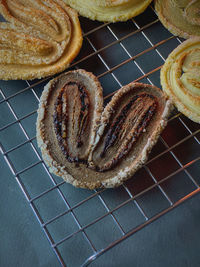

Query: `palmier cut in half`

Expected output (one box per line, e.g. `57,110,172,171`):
161,38,200,123
36,69,172,189
155,0,200,39
63,0,152,22
0,0,82,80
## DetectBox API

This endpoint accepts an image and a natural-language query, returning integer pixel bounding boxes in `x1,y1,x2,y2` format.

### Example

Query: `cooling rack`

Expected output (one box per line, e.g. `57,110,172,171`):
0,4,200,267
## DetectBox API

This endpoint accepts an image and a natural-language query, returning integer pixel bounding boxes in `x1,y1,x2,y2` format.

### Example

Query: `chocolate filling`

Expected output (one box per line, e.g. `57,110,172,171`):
53,80,90,163
54,85,158,172
92,93,157,172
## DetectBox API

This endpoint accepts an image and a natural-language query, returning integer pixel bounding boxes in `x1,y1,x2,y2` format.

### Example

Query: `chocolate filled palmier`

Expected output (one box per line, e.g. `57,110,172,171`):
36,69,172,189
0,0,82,80
63,0,152,22
161,37,200,123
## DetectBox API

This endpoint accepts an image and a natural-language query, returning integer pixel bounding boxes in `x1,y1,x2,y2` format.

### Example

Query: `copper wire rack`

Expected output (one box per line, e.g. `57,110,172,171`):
0,4,200,267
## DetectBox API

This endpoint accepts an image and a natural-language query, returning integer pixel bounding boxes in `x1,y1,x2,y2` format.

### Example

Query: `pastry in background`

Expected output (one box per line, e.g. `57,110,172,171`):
63,0,152,22
0,0,82,80
155,0,200,39
36,69,172,189
161,38,200,123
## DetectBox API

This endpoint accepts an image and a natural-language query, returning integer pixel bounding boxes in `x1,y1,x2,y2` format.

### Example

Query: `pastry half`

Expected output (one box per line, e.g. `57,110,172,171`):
155,0,200,39
36,69,172,189
63,0,152,22
161,37,200,123
0,0,82,80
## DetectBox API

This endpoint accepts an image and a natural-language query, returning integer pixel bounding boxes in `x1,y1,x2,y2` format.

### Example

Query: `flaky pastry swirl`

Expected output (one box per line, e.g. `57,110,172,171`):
161,38,200,123
37,69,172,189
155,0,200,39
63,0,152,22
0,0,82,80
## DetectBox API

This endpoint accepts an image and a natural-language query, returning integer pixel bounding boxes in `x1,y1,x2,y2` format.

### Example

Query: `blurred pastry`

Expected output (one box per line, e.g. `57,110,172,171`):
63,0,152,22
36,69,172,189
161,37,200,123
155,0,200,39
0,0,82,80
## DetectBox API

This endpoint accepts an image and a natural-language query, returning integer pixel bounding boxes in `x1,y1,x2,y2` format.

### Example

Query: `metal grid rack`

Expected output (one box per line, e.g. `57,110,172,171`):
0,4,200,267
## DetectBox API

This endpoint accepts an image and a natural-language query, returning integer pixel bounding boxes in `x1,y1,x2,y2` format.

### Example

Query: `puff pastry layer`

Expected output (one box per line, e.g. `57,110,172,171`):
63,0,152,22
37,69,172,189
0,0,82,80
155,0,200,39
161,38,200,123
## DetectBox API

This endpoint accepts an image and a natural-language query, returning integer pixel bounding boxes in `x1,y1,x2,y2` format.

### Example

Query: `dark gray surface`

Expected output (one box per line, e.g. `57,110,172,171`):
0,153,60,267
1,150,200,267
92,192,200,267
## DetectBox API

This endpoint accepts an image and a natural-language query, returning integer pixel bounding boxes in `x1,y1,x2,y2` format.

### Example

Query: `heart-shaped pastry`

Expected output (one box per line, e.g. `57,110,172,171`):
36,69,172,189
63,0,152,22
155,0,200,39
161,37,200,123
0,0,82,80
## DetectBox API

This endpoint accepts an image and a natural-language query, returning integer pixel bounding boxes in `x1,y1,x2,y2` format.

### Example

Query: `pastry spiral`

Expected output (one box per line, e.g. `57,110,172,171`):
161,38,200,123
155,0,200,39
0,0,82,80
37,69,172,189
63,0,152,22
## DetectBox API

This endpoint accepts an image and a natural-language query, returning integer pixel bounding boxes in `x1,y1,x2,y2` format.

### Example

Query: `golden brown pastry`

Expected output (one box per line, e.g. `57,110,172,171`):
161,38,200,123
36,69,172,189
155,0,200,39
63,0,152,22
0,0,82,80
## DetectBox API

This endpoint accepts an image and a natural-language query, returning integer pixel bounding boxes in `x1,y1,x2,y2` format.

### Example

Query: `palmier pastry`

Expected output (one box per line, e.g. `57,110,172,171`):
155,0,200,39
0,0,82,80
161,38,200,123
63,0,152,22
36,69,172,189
